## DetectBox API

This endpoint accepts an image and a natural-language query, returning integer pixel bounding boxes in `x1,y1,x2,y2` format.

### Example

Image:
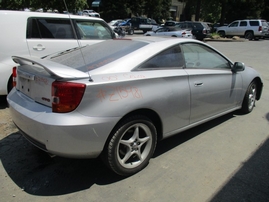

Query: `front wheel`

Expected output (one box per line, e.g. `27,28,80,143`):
103,115,157,176
241,81,257,113
218,31,225,37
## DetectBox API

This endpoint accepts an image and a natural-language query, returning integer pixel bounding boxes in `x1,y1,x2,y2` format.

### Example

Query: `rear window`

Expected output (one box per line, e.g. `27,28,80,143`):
47,40,147,72
262,21,268,26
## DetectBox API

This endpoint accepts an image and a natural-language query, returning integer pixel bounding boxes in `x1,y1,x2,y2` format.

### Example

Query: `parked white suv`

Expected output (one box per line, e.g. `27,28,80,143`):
216,19,268,40
0,10,115,95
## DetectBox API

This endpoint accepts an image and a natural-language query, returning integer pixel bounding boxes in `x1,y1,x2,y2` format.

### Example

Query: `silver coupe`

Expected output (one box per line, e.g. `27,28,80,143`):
7,37,263,176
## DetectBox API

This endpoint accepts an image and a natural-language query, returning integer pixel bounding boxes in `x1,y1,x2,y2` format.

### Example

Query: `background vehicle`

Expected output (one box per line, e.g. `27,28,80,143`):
118,19,134,35
108,19,124,29
0,10,114,95
82,10,100,18
130,17,158,33
8,37,263,176
216,19,268,40
144,27,193,38
176,21,211,40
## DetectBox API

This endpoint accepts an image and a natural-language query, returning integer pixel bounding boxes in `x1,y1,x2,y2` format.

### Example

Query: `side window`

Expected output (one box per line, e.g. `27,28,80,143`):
27,18,75,39
138,45,184,69
240,21,247,26
229,22,239,27
181,43,231,69
75,20,112,39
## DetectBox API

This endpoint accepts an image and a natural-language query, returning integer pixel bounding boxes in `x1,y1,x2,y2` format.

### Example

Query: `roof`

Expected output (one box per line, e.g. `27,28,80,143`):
0,10,103,21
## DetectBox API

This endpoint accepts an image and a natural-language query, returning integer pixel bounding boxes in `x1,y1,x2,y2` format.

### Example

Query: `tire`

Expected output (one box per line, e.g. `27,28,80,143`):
241,81,257,114
104,115,157,176
245,31,254,40
128,28,134,35
218,31,225,37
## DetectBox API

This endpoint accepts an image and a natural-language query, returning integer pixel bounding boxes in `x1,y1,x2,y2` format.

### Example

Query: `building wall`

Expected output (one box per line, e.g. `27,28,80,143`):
170,0,185,21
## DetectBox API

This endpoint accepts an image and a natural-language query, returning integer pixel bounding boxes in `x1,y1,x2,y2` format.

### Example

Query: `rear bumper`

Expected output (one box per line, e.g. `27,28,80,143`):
7,89,119,158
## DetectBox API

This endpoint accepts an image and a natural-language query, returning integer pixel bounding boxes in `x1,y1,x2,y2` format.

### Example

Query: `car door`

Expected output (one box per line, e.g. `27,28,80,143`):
155,28,168,36
181,43,243,124
27,18,80,57
238,21,248,36
27,17,113,58
226,21,239,35
137,45,191,134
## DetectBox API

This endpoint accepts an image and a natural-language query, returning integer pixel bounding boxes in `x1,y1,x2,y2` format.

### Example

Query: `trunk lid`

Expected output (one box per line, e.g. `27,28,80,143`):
13,56,89,107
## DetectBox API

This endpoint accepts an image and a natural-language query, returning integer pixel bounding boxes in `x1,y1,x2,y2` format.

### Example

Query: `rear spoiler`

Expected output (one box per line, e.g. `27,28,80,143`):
12,56,89,79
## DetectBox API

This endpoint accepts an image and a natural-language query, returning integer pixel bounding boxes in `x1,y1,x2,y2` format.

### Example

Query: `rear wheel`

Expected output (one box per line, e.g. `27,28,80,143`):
241,81,257,113
245,31,254,40
128,28,134,35
103,115,157,176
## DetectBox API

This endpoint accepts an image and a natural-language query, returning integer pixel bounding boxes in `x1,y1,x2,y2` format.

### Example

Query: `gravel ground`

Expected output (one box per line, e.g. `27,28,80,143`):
0,96,17,137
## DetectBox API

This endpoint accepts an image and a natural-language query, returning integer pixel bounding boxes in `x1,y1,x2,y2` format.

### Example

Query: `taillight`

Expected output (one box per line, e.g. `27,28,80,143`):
12,67,17,87
52,81,86,113
182,32,186,35
258,26,262,31
203,28,206,34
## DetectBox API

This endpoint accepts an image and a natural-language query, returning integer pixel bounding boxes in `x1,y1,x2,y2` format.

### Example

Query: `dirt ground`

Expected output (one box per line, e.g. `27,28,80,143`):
0,96,17,137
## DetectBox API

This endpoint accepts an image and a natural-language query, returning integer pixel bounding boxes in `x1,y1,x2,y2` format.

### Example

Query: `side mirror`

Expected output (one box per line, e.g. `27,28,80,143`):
232,62,245,72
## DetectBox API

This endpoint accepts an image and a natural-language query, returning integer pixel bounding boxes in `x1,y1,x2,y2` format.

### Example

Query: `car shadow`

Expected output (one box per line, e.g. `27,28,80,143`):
0,112,235,196
153,112,235,158
209,137,269,201
0,132,124,196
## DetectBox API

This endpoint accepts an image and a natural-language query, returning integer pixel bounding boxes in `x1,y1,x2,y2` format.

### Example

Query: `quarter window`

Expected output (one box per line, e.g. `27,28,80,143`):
138,45,184,69
181,43,231,69
75,20,113,39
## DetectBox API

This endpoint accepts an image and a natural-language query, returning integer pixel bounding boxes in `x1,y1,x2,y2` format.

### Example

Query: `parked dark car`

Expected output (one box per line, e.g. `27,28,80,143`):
176,21,211,40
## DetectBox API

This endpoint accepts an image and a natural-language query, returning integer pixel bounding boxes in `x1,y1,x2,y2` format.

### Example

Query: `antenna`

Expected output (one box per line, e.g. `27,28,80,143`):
63,0,92,81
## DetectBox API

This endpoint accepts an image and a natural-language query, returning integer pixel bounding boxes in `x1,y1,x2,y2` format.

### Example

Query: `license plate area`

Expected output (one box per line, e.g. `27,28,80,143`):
18,76,34,97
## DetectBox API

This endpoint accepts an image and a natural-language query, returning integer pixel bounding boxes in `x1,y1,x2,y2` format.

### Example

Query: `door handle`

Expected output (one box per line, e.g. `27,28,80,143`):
194,82,203,87
33,44,46,51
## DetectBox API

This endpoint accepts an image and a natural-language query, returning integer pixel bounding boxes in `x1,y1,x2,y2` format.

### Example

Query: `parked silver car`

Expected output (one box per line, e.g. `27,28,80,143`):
144,27,193,38
7,37,263,176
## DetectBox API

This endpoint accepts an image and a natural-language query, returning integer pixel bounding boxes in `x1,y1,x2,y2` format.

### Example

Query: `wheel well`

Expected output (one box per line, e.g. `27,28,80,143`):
103,109,163,150
7,75,13,93
253,77,263,100
245,30,254,35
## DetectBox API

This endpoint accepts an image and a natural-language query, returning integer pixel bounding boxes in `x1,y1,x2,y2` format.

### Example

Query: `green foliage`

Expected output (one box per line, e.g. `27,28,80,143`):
184,0,269,23
1,0,268,23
